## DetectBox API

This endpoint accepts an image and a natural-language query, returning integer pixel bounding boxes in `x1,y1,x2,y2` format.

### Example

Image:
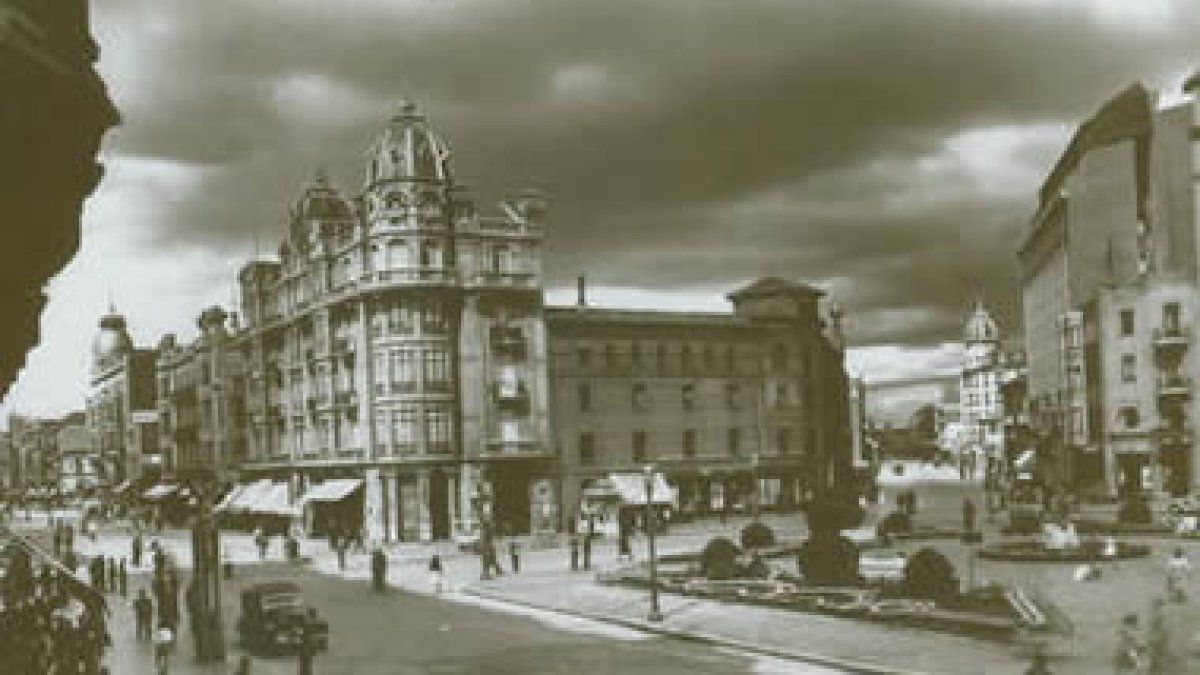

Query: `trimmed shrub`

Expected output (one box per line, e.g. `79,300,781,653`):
740,522,776,550
876,511,913,537
700,537,741,581
902,547,959,601
796,533,861,586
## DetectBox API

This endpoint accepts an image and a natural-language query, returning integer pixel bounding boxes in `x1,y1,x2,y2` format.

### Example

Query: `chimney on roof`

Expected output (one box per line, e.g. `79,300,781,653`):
576,275,587,308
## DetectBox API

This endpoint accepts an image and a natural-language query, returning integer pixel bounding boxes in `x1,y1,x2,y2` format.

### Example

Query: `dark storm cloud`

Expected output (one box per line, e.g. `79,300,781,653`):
94,0,1200,347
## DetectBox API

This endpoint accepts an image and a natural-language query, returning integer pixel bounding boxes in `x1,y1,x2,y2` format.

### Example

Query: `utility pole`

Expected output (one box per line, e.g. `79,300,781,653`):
191,488,225,662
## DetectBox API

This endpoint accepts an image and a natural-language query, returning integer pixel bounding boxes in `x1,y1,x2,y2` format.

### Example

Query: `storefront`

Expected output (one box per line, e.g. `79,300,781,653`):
577,472,675,538
301,478,364,538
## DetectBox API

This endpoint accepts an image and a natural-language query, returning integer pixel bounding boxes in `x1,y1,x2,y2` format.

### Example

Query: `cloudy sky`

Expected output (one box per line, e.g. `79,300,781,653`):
5,0,1200,424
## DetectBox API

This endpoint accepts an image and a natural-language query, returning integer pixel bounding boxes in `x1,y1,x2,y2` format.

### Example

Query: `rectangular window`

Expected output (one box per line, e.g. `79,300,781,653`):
726,383,742,410
1119,309,1135,337
374,413,389,452
1121,354,1137,383
774,382,788,408
727,428,740,456
397,406,418,447
391,349,418,392
776,428,790,455
426,407,450,451
1164,302,1182,333
633,430,647,464
682,383,696,412
579,432,595,465
632,382,650,412
683,429,697,458
579,382,592,412
501,419,521,444
374,352,388,395
424,348,450,388
631,343,642,366
577,347,592,369
1119,406,1140,429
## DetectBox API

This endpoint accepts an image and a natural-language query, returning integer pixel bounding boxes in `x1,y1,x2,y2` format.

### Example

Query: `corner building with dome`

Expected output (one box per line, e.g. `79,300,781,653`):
216,102,856,544
234,102,553,543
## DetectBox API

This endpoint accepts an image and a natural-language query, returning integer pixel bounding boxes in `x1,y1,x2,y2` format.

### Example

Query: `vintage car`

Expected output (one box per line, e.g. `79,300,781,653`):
235,581,329,655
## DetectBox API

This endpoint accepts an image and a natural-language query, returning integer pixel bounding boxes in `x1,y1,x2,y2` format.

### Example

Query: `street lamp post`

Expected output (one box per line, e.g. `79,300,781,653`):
643,465,663,622
191,487,225,662
750,453,761,523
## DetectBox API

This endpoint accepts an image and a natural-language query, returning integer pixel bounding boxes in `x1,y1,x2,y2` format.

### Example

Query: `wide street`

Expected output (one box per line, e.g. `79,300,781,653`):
12,466,1200,673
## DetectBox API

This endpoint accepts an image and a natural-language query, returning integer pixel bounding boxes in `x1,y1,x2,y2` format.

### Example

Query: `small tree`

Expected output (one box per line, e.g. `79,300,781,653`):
797,496,863,586
902,547,959,601
700,537,741,581
876,511,913,537
740,522,775,550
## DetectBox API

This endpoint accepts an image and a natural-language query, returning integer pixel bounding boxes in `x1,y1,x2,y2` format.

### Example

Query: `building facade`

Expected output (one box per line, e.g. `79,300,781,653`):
85,309,161,486
1020,76,1200,498
156,306,247,487
235,102,553,543
549,277,855,525
55,412,98,495
957,301,1004,476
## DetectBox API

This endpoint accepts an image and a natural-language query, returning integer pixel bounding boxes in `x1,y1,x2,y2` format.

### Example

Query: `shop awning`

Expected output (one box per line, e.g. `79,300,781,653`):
214,479,273,513
142,484,178,501
602,473,676,506
243,481,300,518
303,478,363,503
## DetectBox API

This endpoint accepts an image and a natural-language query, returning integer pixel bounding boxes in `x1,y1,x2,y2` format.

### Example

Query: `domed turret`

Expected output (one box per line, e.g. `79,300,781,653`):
92,307,133,374
365,100,454,187
964,299,998,344
293,169,352,221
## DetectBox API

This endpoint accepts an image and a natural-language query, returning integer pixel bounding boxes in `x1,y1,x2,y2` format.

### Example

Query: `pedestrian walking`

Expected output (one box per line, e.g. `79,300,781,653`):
617,528,632,562
133,590,154,641
429,553,444,594
107,556,118,593
371,547,387,592
152,621,174,674
336,538,347,572
962,499,977,533
132,532,143,569
508,537,520,574
118,558,128,597
1147,598,1169,674
254,527,268,560
234,655,254,675
582,531,592,571
1114,613,1145,674
1166,547,1192,602
569,534,579,571
297,613,318,675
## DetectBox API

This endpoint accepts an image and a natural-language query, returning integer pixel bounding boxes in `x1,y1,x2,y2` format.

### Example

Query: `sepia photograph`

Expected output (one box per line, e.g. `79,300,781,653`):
3,0,1200,672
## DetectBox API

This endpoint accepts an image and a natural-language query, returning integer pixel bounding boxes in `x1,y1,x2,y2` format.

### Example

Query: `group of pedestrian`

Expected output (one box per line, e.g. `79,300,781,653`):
86,554,128,597
0,546,111,674
1114,601,1171,674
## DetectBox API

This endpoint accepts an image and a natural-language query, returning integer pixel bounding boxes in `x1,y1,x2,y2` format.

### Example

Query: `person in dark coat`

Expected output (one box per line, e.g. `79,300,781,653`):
133,589,154,640
371,548,387,592
108,556,118,592
131,532,143,568
962,499,977,533
118,558,128,597
569,534,580,571
508,537,520,574
582,531,593,571
89,556,105,592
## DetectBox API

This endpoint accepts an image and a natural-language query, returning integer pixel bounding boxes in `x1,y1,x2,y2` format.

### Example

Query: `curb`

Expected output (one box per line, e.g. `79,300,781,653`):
460,586,902,675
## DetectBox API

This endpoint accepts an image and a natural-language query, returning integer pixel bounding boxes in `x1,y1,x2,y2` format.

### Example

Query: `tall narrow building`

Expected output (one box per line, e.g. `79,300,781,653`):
957,301,1003,476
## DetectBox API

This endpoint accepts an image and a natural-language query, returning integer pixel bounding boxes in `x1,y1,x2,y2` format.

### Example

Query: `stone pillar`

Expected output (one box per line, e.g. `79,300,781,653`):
363,466,384,544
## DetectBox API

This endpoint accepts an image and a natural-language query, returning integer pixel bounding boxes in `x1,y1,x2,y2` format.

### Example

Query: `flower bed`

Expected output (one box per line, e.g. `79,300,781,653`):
1072,520,1174,536
978,538,1150,562
599,564,1018,642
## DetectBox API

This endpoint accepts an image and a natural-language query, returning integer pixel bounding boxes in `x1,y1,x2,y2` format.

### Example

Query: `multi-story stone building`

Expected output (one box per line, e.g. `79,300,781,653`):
55,412,98,495
957,301,1004,477
235,102,552,542
216,102,857,543
549,277,855,525
156,306,247,487
85,309,161,487
1020,75,1200,498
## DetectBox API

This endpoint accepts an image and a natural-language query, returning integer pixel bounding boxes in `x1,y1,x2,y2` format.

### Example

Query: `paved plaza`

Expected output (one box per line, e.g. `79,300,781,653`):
10,473,1200,673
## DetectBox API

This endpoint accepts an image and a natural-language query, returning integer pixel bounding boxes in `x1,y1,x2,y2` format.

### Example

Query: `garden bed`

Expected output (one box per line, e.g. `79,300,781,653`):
1072,520,1174,536
598,565,1019,642
978,539,1150,562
